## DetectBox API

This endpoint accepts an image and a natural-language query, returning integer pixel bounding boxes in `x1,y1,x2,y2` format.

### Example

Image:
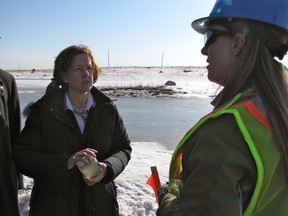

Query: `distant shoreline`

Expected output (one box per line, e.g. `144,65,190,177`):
6,65,206,73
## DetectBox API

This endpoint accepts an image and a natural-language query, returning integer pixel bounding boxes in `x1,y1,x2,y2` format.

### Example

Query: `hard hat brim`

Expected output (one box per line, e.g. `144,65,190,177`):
192,16,232,35
191,17,211,35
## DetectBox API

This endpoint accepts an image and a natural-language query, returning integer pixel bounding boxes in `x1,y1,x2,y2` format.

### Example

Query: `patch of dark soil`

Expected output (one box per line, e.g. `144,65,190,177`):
99,85,184,97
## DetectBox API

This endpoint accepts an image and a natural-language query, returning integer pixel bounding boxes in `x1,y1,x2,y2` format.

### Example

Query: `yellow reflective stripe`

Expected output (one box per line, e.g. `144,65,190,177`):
200,105,264,214
168,93,242,193
216,109,264,216
171,93,242,159
168,92,264,215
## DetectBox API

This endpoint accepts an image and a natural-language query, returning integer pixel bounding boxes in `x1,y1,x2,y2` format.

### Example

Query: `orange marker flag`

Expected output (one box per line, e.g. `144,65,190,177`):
146,166,161,203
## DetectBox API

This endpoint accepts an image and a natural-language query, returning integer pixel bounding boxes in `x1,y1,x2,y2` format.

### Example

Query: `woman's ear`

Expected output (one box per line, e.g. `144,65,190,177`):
61,71,68,83
232,33,246,56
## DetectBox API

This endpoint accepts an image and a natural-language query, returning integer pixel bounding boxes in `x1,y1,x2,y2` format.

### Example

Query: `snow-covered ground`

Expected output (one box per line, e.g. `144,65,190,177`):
11,66,218,216
11,66,219,98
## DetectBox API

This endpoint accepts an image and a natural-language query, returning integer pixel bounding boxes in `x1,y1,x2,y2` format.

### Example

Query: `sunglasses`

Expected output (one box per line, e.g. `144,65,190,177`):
204,30,235,48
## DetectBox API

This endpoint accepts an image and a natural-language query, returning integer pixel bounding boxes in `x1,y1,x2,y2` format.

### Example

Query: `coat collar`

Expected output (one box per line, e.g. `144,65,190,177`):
31,86,113,114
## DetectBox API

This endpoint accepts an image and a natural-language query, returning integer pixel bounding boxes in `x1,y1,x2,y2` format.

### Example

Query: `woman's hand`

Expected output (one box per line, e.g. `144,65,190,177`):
67,148,98,170
83,162,108,186
158,184,169,206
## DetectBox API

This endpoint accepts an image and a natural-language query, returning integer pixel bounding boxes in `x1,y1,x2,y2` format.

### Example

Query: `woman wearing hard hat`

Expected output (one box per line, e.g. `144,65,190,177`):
157,0,288,215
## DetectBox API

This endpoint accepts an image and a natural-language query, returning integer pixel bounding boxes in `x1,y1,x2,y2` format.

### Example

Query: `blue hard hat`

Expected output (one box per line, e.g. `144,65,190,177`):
192,0,288,34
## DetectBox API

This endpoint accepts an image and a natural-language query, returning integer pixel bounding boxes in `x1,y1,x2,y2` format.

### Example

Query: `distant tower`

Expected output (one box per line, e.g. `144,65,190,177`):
108,49,110,68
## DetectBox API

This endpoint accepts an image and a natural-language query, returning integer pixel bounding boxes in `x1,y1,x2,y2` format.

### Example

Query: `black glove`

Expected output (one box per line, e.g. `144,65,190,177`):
158,184,168,205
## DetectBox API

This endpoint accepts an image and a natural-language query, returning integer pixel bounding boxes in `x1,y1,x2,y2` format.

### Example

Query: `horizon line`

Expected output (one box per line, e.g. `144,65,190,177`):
5,65,207,72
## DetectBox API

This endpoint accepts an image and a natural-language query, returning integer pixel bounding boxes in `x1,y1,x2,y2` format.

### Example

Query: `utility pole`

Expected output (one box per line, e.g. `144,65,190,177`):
161,50,164,67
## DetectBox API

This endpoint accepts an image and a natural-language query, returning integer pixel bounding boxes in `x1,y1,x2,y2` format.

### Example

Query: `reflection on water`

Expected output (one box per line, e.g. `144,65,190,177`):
17,80,213,150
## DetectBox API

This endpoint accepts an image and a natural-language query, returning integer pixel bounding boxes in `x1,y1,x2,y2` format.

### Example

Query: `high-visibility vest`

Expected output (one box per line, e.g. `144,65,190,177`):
168,91,288,215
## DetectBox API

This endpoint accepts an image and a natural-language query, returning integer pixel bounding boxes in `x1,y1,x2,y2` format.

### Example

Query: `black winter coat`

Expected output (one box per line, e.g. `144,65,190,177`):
0,69,22,216
12,86,132,216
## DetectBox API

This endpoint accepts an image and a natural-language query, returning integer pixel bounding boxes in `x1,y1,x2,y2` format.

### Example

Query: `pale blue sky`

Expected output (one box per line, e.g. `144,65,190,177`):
0,0,287,70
